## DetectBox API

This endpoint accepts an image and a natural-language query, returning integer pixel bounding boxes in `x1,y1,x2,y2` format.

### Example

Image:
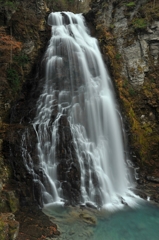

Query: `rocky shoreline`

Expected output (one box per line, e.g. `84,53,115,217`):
136,177,159,204
15,206,60,240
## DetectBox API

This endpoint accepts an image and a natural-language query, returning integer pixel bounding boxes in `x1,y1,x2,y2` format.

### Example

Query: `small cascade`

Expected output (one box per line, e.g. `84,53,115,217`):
22,11,137,209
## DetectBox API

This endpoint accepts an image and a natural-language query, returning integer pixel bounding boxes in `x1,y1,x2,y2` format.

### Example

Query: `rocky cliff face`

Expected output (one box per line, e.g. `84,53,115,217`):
86,0,159,201
0,1,57,239
94,0,159,87
0,1,91,239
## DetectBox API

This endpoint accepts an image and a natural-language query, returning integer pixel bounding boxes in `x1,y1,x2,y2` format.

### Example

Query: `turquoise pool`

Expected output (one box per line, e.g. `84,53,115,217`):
43,201,159,240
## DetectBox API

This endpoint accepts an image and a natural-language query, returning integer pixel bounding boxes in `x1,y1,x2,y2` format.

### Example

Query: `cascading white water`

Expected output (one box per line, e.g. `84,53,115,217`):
25,11,137,209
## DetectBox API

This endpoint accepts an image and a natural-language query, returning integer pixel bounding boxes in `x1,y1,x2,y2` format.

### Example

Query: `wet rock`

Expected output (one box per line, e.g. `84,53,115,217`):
146,176,159,183
86,202,98,209
56,115,81,206
79,212,97,225
121,197,128,206
133,189,147,200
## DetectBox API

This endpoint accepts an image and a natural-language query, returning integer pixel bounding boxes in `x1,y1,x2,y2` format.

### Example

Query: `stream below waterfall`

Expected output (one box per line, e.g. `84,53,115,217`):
43,201,159,240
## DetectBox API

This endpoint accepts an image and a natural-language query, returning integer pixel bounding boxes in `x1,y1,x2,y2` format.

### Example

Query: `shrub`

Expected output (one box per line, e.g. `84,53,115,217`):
129,86,137,96
13,53,29,67
115,53,121,60
7,67,20,92
0,0,18,10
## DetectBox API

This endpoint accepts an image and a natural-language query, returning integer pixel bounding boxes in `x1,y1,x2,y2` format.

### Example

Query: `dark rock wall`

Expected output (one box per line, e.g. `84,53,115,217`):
0,1,56,239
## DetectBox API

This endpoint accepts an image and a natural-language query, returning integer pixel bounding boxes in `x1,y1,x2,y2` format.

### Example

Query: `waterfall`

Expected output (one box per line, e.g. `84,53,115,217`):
22,11,137,209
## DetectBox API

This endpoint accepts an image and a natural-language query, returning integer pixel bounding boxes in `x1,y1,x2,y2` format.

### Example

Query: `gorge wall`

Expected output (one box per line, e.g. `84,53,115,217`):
0,0,53,238
0,1,91,239
0,0,159,239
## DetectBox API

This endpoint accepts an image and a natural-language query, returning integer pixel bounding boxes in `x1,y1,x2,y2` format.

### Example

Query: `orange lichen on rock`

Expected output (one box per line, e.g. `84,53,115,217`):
0,27,22,52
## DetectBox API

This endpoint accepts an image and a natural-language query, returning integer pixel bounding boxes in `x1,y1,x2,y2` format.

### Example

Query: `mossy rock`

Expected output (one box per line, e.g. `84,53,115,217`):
8,220,19,240
0,214,19,240
6,191,19,213
0,220,8,240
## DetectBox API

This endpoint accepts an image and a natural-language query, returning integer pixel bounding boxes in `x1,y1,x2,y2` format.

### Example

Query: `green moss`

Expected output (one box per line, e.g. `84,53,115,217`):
142,124,153,135
125,2,135,7
0,221,6,240
115,53,121,60
132,18,147,30
0,221,5,231
6,191,19,213
123,80,128,89
7,67,20,92
0,0,18,10
129,86,137,96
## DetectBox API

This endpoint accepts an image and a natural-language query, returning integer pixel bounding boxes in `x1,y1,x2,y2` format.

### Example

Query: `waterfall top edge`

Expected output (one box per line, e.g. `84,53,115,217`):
48,11,84,26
